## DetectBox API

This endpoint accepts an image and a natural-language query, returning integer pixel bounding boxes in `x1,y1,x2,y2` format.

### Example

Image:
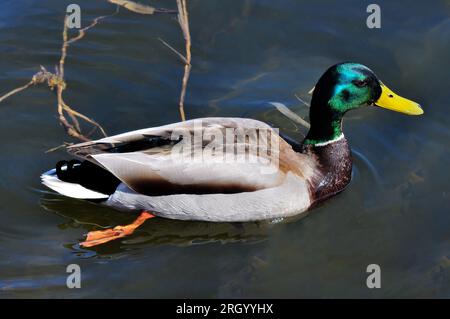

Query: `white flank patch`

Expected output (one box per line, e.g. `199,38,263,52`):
313,133,345,147
40,168,109,199
106,172,311,222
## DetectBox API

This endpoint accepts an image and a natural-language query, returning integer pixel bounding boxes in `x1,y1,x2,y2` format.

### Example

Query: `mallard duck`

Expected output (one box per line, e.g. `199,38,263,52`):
41,62,423,246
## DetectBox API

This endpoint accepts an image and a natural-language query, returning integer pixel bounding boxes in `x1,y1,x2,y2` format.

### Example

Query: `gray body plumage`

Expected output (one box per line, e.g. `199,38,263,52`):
42,118,322,222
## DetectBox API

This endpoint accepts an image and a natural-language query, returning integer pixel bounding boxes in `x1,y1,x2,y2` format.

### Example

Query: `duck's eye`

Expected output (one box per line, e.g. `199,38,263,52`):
342,89,350,101
353,80,367,88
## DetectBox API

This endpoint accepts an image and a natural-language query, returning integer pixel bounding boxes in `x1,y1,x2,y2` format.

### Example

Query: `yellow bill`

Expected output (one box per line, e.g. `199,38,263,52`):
375,83,423,115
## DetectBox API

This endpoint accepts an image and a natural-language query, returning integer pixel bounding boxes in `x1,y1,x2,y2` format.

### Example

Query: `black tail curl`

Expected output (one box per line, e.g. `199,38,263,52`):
55,160,121,195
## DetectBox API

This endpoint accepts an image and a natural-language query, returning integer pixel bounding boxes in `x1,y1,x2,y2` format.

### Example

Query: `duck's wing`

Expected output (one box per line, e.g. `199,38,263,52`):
67,118,311,196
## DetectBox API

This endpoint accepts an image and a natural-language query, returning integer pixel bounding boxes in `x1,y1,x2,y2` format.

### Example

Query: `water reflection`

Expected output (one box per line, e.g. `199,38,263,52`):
39,193,272,253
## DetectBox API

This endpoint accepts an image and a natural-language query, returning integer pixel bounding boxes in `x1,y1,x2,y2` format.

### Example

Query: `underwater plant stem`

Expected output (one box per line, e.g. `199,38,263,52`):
1,8,115,144
0,81,34,103
176,0,191,122
53,9,117,142
56,86,90,142
68,7,120,45
269,102,311,129
158,37,188,64
62,100,107,137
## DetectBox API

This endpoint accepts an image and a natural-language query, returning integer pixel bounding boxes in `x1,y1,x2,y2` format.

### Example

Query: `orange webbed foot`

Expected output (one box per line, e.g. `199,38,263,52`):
80,211,155,247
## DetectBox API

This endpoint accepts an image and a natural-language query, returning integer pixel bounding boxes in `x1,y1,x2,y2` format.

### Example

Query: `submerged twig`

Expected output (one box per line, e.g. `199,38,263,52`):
159,1,191,121
67,6,120,46
1,2,184,148
108,0,177,14
0,8,118,144
176,0,191,122
158,37,188,64
294,93,310,107
55,11,119,142
0,81,34,103
45,142,72,154
0,66,59,103
269,102,310,129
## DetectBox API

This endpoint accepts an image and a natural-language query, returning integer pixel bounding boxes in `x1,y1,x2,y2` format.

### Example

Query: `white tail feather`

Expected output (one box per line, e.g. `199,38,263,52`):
40,168,109,199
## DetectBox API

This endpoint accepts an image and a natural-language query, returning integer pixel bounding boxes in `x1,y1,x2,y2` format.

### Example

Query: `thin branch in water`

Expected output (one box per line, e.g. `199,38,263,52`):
294,93,310,107
55,12,114,142
108,0,176,14
45,142,71,154
57,7,120,141
56,7,121,141
158,37,188,64
62,100,107,137
0,8,116,144
0,66,59,103
175,0,191,121
1,3,183,147
0,81,34,103
269,102,310,129
67,6,120,45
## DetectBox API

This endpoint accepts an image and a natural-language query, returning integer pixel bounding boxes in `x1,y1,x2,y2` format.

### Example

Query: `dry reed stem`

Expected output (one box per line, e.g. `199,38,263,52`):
55,9,120,141
158,37,188,64
45,143,70,153
1,2,185,145
55,20,92,142
176,0,191,121
294,93,310,107
67,7,120,46
0,66,60,103
269,102,310,129
0,81,34,103
0,8,118,144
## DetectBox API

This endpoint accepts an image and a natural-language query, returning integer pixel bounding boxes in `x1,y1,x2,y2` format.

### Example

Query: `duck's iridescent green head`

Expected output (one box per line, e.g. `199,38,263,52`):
304,62,423,146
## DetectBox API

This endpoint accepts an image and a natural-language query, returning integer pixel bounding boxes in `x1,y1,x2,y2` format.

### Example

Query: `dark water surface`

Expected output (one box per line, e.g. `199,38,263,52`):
0,0,449,298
